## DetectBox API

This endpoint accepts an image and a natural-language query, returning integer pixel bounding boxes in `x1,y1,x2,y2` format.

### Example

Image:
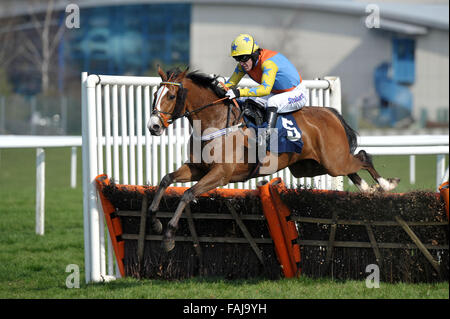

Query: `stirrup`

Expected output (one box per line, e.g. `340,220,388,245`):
265,107,278,150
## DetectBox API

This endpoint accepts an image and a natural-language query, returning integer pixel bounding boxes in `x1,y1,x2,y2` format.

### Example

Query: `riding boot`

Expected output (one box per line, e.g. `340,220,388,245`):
265,107,278,149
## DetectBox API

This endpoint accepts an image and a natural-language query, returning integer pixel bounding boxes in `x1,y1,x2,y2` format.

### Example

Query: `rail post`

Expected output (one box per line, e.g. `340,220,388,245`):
36,147,45,235
436,155,446,191
71,146,77,189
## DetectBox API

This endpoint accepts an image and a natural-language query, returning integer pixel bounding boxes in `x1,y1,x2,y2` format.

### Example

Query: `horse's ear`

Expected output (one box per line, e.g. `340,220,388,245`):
179,66,189,79
157,65,167,81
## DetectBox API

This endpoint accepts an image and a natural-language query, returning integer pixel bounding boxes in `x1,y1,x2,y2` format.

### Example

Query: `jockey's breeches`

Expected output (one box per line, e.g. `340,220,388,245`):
237,82,309,113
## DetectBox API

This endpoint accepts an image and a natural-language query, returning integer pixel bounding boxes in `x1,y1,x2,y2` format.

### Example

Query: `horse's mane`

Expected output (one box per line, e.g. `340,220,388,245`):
165,67,227,98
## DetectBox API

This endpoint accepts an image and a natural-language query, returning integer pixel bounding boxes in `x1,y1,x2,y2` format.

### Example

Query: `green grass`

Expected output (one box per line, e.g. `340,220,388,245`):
5,277,446,299
0,148,448,299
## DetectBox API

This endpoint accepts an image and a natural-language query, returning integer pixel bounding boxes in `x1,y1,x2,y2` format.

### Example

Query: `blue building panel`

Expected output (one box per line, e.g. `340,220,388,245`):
392,38,415,84
66,3,191,76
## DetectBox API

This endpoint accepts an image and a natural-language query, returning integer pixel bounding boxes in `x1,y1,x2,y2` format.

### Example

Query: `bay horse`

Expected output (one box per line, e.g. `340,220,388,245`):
147,66,399,251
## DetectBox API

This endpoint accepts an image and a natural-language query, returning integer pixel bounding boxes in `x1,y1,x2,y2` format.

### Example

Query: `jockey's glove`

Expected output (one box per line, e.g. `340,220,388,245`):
225,88,240,100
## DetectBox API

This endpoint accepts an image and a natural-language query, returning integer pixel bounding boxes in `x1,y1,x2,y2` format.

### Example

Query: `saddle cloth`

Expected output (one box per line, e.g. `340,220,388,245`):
244,113,304,155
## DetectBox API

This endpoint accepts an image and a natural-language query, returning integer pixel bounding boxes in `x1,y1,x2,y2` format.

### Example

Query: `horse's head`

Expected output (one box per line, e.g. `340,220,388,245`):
148,66,189,136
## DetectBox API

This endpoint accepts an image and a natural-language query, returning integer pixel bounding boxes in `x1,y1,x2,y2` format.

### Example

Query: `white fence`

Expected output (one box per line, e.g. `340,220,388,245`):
355,135,449,189
0,135,80,236
82,74,343,189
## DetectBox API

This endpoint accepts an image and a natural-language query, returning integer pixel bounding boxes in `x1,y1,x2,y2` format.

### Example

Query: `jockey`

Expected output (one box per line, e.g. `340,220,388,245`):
224,33,308,145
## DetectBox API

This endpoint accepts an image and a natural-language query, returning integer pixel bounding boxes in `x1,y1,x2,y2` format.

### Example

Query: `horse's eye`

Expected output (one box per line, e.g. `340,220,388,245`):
168,95,176,100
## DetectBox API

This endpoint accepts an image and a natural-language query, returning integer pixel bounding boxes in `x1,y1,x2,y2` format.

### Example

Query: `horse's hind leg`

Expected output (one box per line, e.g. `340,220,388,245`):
354,150,400,191
347,172,373,192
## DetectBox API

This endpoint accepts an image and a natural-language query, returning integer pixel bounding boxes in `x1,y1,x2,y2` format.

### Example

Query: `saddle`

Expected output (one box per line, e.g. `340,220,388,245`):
242,99,266,126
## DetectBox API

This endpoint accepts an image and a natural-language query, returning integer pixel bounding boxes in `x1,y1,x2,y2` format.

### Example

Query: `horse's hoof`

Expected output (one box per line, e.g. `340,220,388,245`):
152,218,163,234
162,238,175,252
368,184,382,193
162,224,177,252
378,177,400,192
389,177,401,189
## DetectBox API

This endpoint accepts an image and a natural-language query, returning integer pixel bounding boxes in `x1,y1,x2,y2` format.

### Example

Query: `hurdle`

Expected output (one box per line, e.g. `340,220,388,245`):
81,72,343,283
94,174,448,282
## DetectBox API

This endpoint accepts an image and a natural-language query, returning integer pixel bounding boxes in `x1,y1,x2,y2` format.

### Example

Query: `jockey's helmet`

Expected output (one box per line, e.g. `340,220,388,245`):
230,34,259,57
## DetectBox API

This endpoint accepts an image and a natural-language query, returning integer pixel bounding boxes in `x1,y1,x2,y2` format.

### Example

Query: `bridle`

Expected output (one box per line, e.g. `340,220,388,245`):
151,81,188,128
152,80,243,129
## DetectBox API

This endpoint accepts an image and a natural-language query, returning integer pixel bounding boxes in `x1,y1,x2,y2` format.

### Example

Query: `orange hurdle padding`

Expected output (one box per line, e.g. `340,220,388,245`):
258,178,301,278
270,179,301,275
95,175,126,277
439,181,449,220
96,174,259,198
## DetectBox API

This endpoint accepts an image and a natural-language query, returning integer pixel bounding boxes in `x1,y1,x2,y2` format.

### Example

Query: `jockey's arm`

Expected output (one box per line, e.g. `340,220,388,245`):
224,64,245,88
238,60,278,97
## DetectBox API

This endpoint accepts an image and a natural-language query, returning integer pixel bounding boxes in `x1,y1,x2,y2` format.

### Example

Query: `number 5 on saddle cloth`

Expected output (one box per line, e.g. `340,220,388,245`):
240,99,304,155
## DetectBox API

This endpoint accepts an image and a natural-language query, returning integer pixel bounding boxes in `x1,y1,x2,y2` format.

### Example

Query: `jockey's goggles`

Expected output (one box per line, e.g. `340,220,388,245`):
233,55,251,63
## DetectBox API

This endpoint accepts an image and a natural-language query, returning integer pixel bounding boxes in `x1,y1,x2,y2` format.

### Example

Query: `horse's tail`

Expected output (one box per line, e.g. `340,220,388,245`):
326,107,358,154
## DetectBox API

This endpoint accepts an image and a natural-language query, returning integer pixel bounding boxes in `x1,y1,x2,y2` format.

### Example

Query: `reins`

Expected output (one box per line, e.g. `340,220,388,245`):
154,80,242,128
180,96,228,119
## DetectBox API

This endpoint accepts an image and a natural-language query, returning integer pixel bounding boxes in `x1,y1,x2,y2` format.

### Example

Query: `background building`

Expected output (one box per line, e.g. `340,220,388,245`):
0,0,448,134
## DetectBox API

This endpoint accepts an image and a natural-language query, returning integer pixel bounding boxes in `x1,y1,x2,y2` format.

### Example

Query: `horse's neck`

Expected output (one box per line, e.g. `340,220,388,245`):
185,81,231,134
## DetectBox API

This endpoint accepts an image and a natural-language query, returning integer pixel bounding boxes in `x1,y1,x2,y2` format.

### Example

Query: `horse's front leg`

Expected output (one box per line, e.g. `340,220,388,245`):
163,165,232,252
148,163,204,234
